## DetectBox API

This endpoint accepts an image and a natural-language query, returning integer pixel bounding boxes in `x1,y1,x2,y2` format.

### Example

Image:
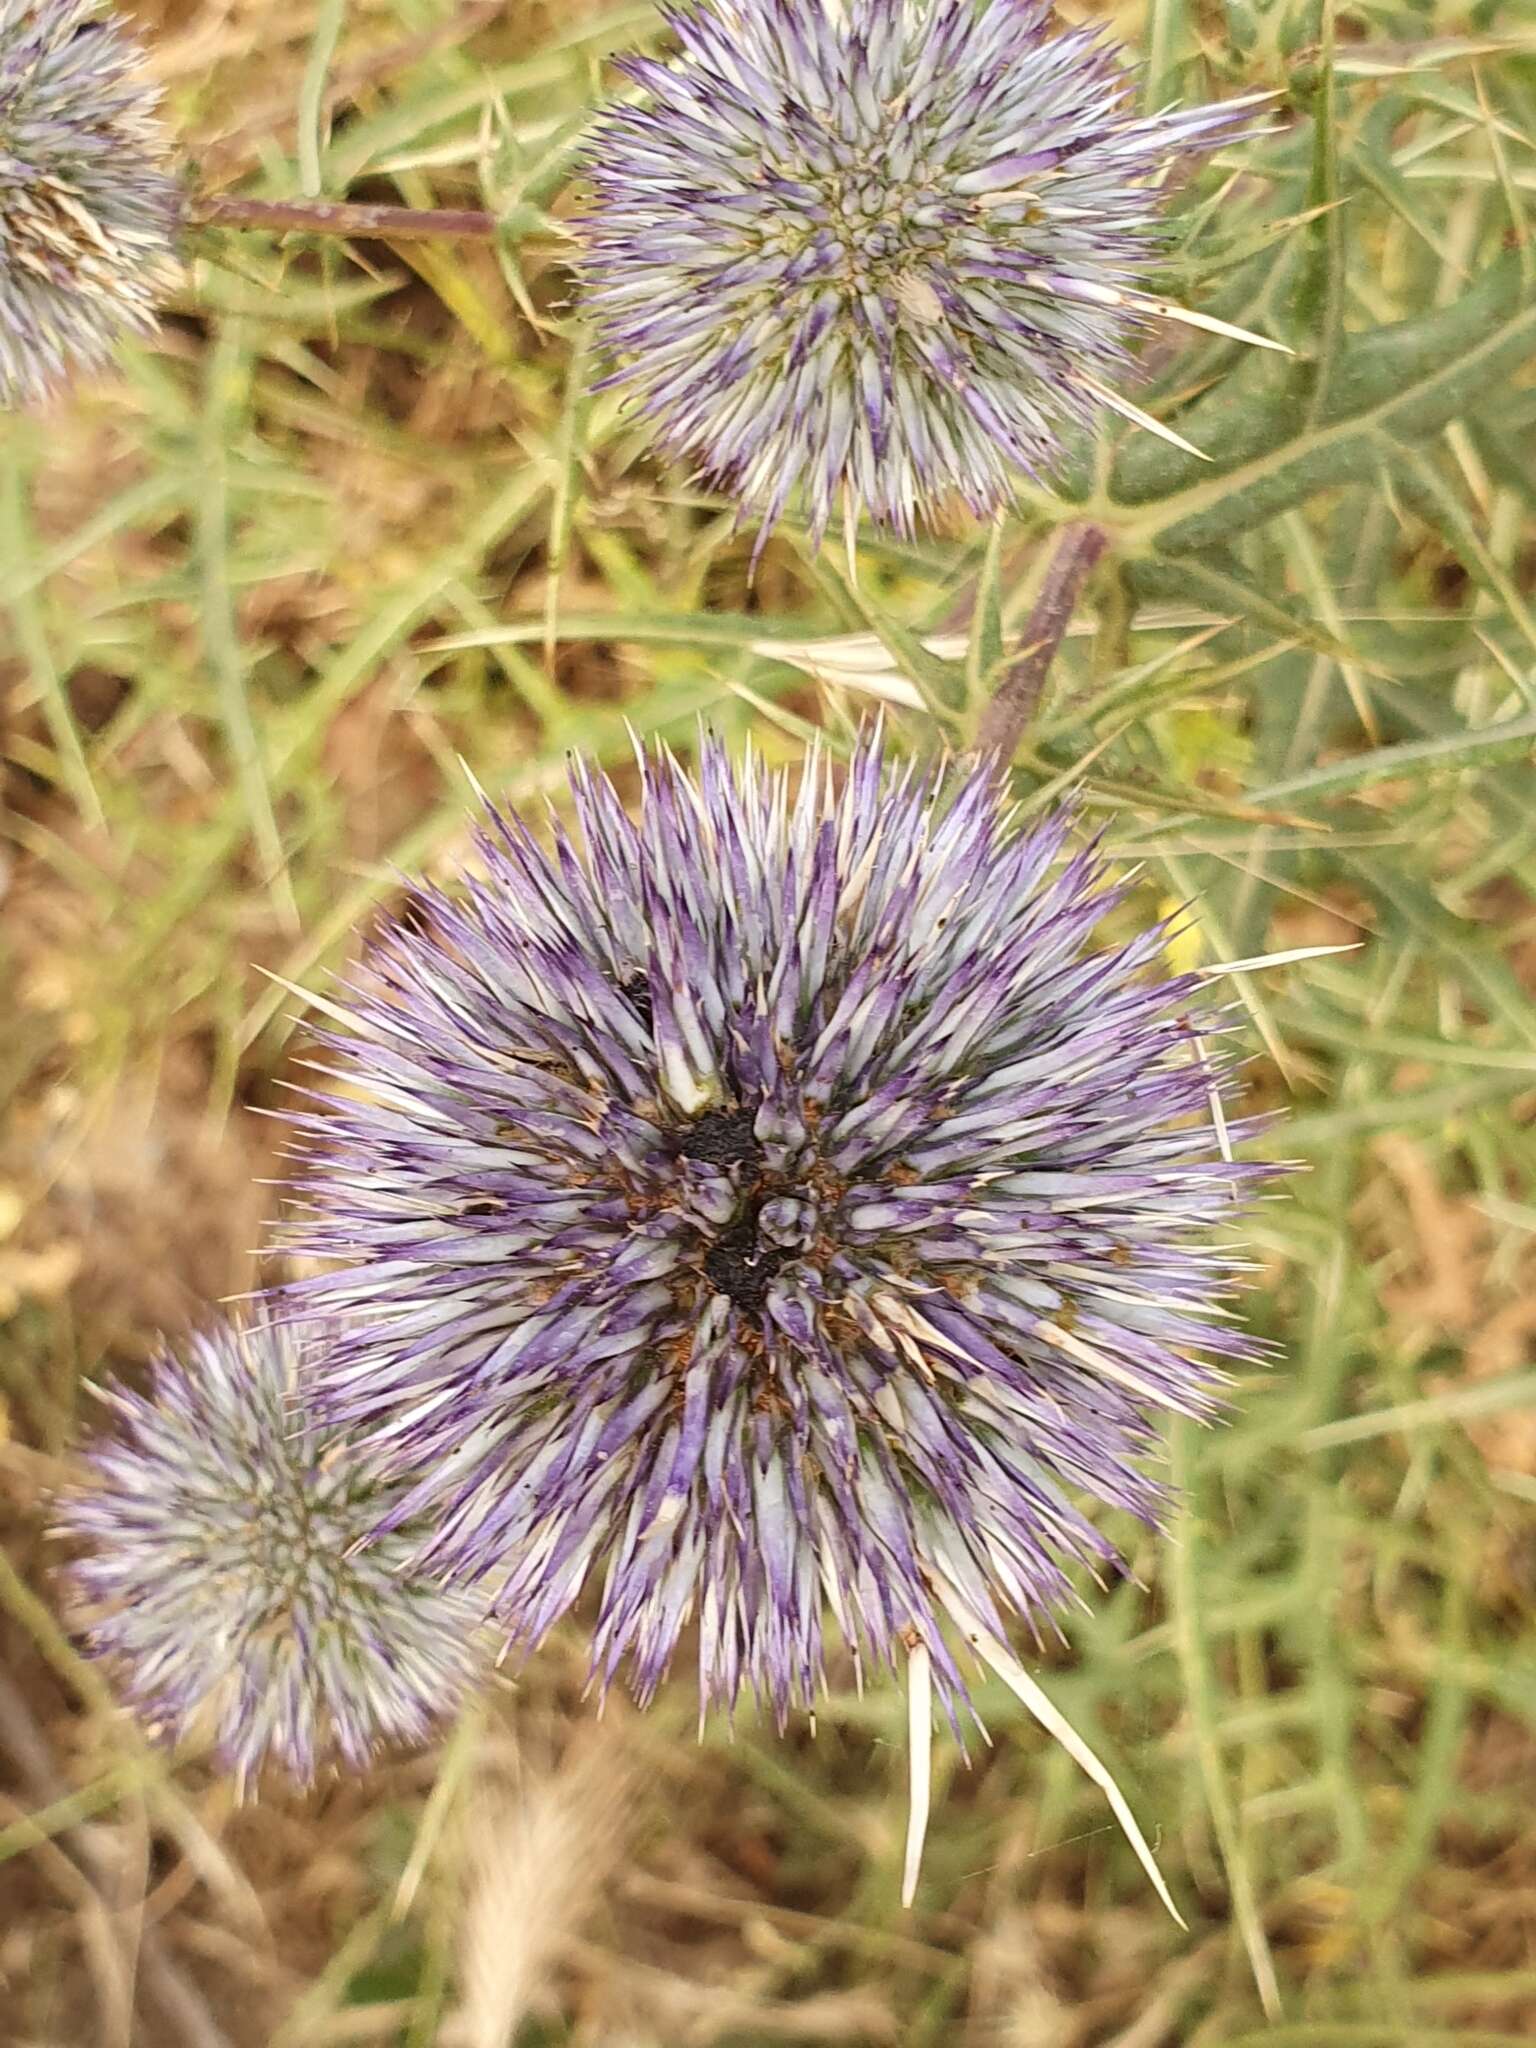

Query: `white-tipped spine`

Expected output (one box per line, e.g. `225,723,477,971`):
902,1637,934,1909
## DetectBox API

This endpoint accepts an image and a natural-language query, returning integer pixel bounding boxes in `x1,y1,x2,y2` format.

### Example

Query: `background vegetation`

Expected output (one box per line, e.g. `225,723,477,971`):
2,0,1535,2042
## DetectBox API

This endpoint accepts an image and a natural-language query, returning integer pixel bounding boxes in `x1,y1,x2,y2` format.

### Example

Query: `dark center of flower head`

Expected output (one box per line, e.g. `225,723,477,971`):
672,1106,795,1313
619,972,654,1028
701,1199,791,1316
674,1106,761,1170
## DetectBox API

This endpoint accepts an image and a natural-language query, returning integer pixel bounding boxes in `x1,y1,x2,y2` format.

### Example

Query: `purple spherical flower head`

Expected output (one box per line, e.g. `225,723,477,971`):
58,1312,486,1793
578,0,1272,542
0,0,181,407
286,733,1263,1757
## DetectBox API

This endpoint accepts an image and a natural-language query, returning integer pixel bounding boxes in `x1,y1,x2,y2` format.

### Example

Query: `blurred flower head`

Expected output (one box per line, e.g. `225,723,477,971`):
59,1313,485,1791
0,0,180,406
579,0,1264,542
286,733,1261,1726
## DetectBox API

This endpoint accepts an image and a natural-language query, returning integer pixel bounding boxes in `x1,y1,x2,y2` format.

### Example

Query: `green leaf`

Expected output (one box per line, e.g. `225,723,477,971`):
1246,706,1536,807
297,0,346,199
801,553,968,717
1153,705,1255,783
1292,4,1345,427
543,331,593,663
427,610,837,656
1142,0,1188,112
1124,547,1371,670
1110,249,1536,550
965,516,1007,713
1387,447,1536,660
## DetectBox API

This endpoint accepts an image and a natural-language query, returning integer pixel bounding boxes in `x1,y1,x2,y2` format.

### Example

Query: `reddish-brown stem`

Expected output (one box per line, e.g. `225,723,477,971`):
973,521,1108,765
184,193,504,243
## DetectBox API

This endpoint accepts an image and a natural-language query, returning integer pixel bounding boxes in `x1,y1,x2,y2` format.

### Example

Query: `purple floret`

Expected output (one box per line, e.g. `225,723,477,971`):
578,0,1262,539
285,732,1264,1727
58,1312,485,1790
0,0,180,406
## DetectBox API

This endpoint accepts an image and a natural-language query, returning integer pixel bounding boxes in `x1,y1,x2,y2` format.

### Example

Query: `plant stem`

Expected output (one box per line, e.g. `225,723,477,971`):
973,521,1108,765
184,193,504,242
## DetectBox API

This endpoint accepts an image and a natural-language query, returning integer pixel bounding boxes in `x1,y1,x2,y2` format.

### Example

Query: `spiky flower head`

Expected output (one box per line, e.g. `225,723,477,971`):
59,1312,485,1791
579,0,1266,542
285,733,1260,1729
0,0,180,407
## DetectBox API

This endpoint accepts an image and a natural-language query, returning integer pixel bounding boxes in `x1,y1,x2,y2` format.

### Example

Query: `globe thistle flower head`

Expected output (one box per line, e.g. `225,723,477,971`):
285,732,1264,1739
58,1313,485,1792
0,0,181,407
579,0,1274,543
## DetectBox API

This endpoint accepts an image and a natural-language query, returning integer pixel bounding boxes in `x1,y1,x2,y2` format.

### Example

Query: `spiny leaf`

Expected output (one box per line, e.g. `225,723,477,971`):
1110,249,1536,550
802,553,967,717
1293,6,1345,429
1246,707,1536,808
428,611,837,655
965,517,1008,714
1124,548,1379,671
